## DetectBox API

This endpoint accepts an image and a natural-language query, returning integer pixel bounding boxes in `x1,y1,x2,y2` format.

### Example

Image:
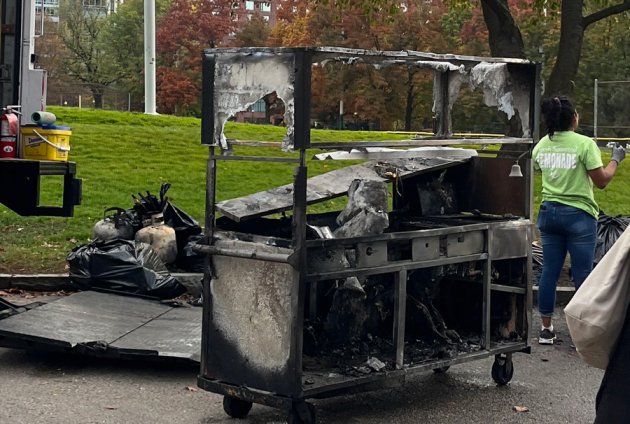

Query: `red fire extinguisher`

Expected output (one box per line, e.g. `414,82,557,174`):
0,106,19,159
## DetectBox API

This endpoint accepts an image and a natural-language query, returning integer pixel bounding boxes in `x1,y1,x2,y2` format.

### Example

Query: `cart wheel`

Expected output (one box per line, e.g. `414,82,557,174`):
491,354,514,386
287,401,316,424
223,395,253,419
433,365,450,374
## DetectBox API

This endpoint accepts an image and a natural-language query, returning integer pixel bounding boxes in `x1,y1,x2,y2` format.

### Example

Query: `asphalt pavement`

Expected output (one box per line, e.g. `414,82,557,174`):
0,308,603,424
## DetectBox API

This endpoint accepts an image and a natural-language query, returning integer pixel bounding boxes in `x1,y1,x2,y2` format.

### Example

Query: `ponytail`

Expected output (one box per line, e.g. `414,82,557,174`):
540,95,576,138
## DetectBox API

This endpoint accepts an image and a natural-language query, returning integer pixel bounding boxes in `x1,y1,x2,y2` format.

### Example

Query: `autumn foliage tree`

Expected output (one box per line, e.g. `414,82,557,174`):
235,13,271,47
102,0,169,109
58,0,124,108
381,0,456,130
268,0,313,46
35,18,77,106
156,0,235,114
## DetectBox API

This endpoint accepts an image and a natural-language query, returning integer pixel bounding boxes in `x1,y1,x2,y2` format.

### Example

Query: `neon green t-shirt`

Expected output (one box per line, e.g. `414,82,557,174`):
532,131,603,219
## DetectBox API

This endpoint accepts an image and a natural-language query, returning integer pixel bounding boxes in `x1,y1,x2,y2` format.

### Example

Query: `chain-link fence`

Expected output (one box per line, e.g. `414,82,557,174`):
592,79,630,145
48,86,145,112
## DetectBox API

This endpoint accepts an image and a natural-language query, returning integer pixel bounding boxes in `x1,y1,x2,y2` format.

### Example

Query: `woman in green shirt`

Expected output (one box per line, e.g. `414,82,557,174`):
533,96,625,344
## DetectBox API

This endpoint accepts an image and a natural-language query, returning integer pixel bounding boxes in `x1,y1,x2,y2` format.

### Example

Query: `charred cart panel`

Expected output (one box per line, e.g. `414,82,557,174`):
204,239,296,393
211,52,296,150
198,47,540,422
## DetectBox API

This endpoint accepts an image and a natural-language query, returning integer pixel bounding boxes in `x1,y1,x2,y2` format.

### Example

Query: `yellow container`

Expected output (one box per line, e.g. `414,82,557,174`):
20,125,72,161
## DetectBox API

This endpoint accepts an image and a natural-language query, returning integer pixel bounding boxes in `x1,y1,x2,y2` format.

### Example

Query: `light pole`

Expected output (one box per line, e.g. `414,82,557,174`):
144,0,157,115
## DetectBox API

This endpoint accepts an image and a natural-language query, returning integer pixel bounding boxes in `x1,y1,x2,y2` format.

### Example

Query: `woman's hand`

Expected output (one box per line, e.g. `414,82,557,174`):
612,144,626,164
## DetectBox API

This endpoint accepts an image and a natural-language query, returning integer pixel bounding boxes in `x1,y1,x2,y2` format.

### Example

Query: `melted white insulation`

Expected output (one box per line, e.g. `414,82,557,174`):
211,53,532,151
469,62,530,137
214,53,296,150
432,62,531,137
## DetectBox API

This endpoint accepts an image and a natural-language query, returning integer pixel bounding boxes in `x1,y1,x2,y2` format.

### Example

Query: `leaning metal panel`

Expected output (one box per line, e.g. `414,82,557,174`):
216,157,466,222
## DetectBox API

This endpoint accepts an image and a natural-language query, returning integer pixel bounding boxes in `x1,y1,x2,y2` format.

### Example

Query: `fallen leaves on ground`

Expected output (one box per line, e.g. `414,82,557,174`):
513,405,529,413
0,288,73,298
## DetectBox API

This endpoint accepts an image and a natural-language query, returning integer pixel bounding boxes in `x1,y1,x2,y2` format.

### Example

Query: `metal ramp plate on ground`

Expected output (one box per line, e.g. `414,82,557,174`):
0,290,201,362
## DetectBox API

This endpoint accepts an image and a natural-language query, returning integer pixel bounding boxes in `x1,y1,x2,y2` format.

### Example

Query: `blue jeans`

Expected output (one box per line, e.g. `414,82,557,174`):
537,201,597,317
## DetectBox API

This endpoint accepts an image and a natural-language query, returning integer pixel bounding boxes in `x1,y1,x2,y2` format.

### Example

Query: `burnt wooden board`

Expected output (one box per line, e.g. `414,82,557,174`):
217,157,467,222
0,291,201,362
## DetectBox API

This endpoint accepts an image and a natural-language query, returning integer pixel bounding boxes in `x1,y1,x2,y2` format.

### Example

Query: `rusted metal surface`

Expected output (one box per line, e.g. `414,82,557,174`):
196,377,294,409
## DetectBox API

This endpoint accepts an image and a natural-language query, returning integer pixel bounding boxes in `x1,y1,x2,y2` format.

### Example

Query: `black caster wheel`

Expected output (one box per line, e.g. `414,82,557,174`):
223,395,253,419
287,401,316,424
433,365,450,374
491,354,514,386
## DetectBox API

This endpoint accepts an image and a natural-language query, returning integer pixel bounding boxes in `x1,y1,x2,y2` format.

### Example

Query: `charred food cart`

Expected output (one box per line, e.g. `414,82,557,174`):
196,47,540,423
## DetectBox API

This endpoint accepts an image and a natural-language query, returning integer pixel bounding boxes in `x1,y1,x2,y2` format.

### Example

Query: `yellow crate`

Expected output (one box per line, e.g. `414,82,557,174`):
20,126,72,161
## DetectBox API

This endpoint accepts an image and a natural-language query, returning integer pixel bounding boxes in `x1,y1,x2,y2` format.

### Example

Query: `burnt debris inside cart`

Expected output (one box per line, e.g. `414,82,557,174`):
196,47,539,423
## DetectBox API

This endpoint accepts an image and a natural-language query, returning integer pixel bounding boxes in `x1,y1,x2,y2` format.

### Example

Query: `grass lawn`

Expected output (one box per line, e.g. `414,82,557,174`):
1,107,628,273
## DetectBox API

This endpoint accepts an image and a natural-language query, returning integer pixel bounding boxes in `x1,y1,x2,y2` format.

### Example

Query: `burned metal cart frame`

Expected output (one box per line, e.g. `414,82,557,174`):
197,47,541,423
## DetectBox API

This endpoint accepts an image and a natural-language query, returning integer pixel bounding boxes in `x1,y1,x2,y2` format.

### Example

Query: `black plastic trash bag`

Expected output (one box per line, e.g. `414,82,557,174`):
67,239,187,299
594,212,630,264
532,242,543,284
175,233,206,272
163,201,202,252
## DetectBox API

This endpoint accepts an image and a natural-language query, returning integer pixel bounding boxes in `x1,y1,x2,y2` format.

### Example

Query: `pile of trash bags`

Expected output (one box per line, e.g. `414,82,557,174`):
532,241,543,284
67,183,204,299
594,212,630,264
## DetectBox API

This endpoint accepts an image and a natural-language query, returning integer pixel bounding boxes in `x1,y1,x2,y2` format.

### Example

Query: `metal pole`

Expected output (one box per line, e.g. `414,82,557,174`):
144,0,157,114
338,99,344,130
594,78,598,142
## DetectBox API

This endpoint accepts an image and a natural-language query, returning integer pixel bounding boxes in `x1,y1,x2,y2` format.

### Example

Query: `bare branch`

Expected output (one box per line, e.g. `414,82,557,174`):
583,1,630,29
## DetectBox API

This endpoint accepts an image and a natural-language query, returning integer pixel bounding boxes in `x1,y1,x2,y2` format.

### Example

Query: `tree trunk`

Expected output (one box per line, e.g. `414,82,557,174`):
546,1,585,96
480,0,526,139
91,88,104,109
480,0,525,58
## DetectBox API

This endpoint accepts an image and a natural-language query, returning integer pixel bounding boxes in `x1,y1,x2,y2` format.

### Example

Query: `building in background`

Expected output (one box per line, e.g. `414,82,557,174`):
233,0,277,26
35,0,120,23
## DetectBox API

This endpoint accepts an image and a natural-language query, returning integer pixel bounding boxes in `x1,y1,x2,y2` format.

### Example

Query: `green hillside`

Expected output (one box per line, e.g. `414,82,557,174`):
0,107,627,273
